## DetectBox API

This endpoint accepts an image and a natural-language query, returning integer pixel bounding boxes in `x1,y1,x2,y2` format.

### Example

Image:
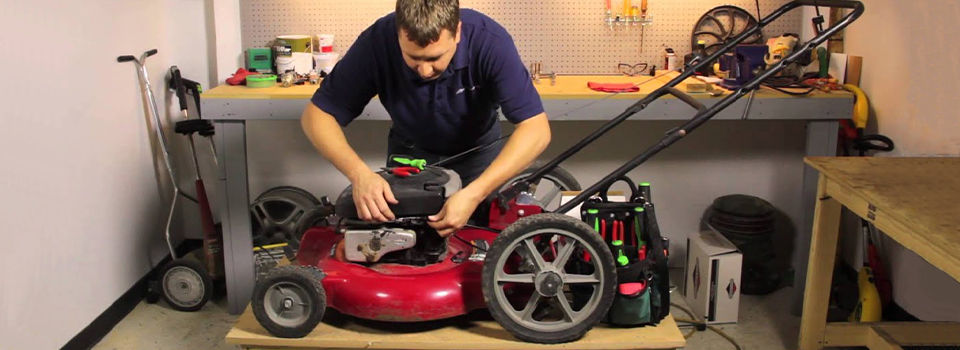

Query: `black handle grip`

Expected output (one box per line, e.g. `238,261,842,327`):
145,49,158,57
794,0,861,9
182,78,203,117
663,87,706,112
169,66,188,111
117,55,136,63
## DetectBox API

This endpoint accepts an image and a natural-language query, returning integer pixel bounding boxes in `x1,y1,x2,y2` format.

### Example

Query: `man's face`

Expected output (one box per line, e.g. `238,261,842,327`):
398,23,461,81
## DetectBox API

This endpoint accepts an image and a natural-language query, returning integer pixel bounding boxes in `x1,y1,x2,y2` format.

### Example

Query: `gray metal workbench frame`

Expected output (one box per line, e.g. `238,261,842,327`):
203,95,849,314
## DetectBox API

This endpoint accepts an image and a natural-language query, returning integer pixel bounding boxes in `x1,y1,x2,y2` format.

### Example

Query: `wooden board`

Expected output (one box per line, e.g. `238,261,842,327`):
202,71,851,101
804,157,960,282
226,307,686,350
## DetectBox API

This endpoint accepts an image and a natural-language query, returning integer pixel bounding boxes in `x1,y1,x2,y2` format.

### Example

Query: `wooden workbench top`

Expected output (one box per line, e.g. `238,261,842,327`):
202,71,851,101
804,157,960,282
226,307,686,349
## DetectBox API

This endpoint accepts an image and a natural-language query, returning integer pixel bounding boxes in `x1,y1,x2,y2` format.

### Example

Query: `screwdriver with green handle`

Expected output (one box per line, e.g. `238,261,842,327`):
391,157,426,170
635,207,647,260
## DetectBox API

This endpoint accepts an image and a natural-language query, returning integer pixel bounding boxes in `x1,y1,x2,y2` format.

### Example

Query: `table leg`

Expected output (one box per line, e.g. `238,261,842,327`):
793,120,840,315
214,120,255,315
798,174,843,350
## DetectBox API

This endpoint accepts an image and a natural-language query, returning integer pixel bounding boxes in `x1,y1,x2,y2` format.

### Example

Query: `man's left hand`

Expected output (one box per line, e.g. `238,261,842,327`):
428,188,484,237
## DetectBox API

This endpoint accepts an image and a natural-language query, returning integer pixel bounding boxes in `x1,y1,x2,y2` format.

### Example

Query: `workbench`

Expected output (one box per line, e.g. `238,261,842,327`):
202,72,854,314
226,307,686,349
799,157,960,349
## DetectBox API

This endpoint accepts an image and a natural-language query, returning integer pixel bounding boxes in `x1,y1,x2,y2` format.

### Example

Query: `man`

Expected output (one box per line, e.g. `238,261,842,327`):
301,0,549,237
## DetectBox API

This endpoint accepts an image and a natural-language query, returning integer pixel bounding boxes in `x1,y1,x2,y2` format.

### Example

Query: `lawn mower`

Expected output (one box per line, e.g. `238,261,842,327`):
250,0,864,344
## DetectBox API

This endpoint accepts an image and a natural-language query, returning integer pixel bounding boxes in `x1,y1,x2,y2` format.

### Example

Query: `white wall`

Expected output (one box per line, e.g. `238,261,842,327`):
0,0,215,348
837,0,960,321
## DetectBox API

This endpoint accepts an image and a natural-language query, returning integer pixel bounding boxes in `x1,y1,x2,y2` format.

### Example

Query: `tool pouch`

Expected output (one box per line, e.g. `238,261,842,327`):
579,176,670,326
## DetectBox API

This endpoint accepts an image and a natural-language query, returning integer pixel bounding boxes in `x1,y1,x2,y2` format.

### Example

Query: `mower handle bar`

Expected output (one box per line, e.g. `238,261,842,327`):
499,0,864,213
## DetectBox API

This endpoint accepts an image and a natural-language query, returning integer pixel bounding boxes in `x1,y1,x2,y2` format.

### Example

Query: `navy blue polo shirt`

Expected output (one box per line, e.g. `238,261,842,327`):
311,9,543,155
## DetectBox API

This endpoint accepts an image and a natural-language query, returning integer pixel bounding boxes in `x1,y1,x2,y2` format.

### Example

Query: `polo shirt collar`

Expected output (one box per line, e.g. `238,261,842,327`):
450,39,469,70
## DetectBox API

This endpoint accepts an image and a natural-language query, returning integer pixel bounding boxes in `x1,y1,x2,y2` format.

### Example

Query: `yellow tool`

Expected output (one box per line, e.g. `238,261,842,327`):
849,266,882,322
843,84,869,129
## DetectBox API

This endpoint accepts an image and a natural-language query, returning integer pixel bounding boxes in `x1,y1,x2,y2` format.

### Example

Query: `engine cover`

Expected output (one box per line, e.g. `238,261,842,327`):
335,166,461,219
344,228,416,263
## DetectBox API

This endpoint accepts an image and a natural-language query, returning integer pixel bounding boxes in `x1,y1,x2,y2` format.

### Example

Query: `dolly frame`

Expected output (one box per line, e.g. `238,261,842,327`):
501,0,865,214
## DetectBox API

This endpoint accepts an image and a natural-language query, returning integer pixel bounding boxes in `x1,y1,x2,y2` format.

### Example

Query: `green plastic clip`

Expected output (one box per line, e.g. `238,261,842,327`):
392,157,427,170
612,240,629,266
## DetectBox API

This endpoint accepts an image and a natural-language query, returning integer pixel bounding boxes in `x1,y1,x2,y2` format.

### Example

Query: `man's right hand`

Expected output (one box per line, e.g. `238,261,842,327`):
351,170,399,222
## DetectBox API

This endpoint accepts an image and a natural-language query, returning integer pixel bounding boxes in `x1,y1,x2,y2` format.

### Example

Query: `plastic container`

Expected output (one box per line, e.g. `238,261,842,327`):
246,74,276,88
316,34,334,53
314,52,340,74
276,56,295,74
292,52,313,74
277,35,312,53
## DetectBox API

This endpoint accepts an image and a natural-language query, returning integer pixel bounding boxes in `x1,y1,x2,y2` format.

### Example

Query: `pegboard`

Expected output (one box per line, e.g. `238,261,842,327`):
240,0,801,74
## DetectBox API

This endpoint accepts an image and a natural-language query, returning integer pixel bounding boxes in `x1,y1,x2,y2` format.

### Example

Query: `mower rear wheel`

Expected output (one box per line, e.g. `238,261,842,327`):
252,265,326,338
160,258,213,311
251,186,319,249
482,213,616,343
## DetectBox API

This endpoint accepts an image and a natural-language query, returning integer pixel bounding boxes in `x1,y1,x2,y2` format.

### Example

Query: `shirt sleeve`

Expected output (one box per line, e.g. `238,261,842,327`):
481,34,545,124
310,28,378,126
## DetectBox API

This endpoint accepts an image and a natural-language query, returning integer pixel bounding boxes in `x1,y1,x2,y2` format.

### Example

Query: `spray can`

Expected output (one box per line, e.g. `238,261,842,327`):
664,48,678,71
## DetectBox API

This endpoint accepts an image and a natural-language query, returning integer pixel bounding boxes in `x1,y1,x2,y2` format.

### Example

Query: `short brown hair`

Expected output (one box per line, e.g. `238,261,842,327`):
396,0,460,47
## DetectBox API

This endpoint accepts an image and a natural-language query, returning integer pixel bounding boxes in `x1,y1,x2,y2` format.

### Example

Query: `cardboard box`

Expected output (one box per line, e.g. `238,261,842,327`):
683,230,743,324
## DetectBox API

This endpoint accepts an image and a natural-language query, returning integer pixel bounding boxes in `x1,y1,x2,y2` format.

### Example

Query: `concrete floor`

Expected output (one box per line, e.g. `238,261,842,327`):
94,284,800,349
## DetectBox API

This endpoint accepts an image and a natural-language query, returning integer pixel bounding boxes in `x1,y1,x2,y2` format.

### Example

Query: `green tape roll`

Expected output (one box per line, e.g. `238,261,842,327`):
246,74,277,88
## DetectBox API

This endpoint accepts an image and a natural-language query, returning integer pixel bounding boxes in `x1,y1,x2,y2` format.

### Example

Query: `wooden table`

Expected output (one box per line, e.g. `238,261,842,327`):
799,157,960,349
202,72,854,314
226,307,686,350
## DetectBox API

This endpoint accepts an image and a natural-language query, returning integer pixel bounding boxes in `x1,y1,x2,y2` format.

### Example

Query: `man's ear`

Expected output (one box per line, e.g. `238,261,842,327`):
455,21,462,43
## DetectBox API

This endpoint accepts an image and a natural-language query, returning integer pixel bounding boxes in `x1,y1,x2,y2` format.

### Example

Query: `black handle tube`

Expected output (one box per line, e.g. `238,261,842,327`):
145,49,158,57
117,55,136,63
794,0,860,9
661,87,706,112
169,66,188,112
553,0,864,214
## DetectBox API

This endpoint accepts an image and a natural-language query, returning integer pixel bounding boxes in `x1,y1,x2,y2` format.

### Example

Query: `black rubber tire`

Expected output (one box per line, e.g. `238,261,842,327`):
501,163,581,212
145,279,161,304
482,213,616,344
505,162,581,191
256,186,320,205
293,205,335,241
251,186,320,247
160,258,213,312
252,265,326,338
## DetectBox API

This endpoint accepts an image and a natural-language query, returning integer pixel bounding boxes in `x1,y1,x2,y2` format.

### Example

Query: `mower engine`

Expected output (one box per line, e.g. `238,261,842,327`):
334,166,461,265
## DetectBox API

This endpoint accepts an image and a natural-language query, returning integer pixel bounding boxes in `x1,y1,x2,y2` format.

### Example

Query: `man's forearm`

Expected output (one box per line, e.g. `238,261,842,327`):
462,113,551,200
300,103,370,181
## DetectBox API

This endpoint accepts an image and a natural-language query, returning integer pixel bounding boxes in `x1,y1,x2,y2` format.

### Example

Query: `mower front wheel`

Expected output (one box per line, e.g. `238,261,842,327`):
252,265,326,338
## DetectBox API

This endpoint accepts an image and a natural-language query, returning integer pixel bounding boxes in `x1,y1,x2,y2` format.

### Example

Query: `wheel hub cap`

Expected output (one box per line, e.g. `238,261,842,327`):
535,271,563,297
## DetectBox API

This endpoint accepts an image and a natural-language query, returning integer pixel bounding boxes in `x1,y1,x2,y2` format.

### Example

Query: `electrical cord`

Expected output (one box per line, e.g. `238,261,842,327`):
671,302,744,350
761,75,817,96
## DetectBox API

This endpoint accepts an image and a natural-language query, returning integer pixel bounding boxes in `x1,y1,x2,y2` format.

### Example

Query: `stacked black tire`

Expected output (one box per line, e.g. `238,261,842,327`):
707,194,780,295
